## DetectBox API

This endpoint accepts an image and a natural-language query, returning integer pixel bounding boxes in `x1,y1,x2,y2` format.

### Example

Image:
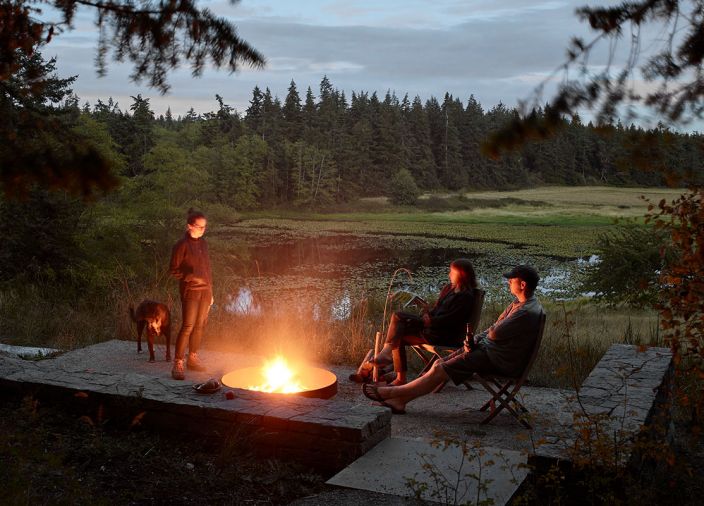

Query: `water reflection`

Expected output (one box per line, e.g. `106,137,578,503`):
225,287,262,316
224,235,593,320
330,292,352,320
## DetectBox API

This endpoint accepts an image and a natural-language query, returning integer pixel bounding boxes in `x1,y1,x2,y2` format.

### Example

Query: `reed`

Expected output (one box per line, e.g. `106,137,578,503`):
1,273,661,390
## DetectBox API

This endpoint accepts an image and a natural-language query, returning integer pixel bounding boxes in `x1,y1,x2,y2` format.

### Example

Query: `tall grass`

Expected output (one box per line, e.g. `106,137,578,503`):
1,275,660,390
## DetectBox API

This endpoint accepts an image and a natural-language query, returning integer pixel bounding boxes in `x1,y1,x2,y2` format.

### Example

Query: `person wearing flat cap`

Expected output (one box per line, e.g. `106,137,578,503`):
362,264,543,414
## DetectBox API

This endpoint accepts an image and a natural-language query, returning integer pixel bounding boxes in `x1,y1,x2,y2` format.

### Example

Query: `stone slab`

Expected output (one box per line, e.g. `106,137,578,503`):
327,436,528,505
534,344,674,464
0,343,60,359
0,340,390,470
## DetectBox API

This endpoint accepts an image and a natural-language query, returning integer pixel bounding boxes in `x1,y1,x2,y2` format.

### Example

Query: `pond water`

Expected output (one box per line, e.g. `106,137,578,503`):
220,233,597,321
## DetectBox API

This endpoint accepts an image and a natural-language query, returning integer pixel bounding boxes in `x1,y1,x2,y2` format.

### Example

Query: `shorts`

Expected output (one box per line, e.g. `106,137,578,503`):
440,345,497,385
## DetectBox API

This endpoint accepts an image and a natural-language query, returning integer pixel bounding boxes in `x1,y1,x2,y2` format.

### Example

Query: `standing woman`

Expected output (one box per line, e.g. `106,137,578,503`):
371,258,478,385
170,208,213,380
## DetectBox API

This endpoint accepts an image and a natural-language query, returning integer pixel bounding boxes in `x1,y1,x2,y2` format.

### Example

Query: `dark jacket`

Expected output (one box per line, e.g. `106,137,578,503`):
170,233,212,298
426,285,476,346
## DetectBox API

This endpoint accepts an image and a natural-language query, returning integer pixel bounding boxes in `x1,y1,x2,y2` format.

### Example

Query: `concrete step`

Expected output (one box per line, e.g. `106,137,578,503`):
324,436,528,505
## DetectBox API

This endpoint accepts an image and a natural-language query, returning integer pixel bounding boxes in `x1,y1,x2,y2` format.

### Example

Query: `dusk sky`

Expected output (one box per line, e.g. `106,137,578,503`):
44,0,650,121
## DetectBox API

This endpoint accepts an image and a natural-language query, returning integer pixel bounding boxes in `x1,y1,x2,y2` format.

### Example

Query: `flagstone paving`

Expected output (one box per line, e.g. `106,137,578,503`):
0,340,674,505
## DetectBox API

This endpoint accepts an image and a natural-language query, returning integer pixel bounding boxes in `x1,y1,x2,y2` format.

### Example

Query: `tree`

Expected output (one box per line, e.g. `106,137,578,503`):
123,95,155,176
0,49,116,196
439,93,465,189
245,86,264,136
581,225,673,306
1,0,264,197
406,95,439,188
282,80,302,142
388,168,420,205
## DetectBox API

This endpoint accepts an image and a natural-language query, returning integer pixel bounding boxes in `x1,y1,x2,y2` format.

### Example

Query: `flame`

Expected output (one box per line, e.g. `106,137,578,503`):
248,356,305,394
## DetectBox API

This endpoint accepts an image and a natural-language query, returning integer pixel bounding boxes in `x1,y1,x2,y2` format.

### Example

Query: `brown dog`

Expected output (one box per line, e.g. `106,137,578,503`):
129,300,171,362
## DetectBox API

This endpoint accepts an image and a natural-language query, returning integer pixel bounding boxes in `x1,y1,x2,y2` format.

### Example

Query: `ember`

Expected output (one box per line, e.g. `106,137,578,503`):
221,355,337,399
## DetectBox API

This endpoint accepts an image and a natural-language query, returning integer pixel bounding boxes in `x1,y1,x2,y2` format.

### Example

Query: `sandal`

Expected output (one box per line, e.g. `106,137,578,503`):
363,384,406,414
362,383,386,402
193,378,221,394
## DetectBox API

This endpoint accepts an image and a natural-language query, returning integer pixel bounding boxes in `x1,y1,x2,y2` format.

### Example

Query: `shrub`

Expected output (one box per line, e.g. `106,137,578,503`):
388,168,420,205
580,224,673,307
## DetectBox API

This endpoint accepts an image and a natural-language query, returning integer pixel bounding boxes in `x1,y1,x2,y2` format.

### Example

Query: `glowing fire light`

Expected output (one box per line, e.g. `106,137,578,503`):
248,356,306,394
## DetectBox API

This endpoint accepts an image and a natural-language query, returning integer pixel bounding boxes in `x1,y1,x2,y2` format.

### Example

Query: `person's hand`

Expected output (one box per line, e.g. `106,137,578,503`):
211,296,214,306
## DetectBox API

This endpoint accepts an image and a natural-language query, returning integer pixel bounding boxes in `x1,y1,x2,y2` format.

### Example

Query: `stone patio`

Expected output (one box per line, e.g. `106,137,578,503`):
0,340,675,505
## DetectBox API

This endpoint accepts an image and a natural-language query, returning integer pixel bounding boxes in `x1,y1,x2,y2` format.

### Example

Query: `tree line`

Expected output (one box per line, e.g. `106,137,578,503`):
77,76,703,209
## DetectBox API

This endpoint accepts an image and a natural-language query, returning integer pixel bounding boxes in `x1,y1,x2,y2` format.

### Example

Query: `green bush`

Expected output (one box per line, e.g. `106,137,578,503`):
388,168,420,205
580,224,672,307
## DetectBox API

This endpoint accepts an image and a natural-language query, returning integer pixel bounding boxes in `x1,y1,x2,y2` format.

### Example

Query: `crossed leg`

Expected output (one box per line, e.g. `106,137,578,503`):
371,360,450,413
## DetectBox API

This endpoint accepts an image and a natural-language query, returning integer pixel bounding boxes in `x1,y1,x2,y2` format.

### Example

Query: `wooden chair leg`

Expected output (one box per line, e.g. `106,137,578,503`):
410,346,437,376
476,378,532,429
479,381,511,411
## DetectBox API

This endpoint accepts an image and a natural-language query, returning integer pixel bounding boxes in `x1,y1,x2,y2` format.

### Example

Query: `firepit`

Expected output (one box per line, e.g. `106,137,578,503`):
221,356,337,399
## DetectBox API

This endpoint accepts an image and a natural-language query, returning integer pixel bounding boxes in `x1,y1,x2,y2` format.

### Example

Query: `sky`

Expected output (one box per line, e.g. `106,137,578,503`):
43,0,642,120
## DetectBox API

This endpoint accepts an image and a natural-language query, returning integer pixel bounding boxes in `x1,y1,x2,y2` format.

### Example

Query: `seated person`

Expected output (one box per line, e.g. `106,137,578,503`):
370,258,479,385
363,265,543,414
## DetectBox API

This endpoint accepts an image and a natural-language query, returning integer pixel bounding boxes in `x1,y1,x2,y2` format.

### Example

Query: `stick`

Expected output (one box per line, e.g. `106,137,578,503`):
373,331,381,383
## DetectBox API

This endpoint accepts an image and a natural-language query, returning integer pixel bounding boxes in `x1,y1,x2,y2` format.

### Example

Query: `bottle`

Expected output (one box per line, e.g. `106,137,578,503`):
466,322,475,351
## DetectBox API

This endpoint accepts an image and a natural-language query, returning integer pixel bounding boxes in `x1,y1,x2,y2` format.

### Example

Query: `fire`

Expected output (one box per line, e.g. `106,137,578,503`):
248,356,306,394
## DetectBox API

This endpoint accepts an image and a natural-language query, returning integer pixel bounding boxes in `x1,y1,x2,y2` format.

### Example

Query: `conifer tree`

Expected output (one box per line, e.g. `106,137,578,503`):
407,96,439,188
245,86,264,137
282,80,303,142
123,95,155,176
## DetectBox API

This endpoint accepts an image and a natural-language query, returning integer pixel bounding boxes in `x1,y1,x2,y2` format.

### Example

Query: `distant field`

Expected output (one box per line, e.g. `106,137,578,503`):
232,186,674,258
459,186,686,218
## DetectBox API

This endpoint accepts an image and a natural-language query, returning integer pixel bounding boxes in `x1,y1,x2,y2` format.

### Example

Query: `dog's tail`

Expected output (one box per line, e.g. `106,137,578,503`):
129,305,137,322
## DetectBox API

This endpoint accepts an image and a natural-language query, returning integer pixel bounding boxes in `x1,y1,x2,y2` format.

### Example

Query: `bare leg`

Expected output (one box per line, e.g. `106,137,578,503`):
374,361,449,412
375,312,422,364
375,343,394,363
391,334,429,385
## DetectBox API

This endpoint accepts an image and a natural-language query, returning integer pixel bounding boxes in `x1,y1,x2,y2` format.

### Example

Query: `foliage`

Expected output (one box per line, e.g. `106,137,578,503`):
0,0,264,197
646,188,704,427
486,0,704,185
0,49,117,197
405,435,506,505
388,168,420,205
0,395,324,504
581,224,673,306
1,0,264,94
0,187,86,282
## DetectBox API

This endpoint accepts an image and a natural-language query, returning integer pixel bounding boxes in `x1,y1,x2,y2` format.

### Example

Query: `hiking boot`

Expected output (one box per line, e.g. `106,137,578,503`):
187,352,206,371
171,359,185,380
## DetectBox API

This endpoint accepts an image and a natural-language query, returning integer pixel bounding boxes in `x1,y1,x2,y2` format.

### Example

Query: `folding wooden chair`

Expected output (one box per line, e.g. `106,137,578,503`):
473,310,546,429
410,288,486,391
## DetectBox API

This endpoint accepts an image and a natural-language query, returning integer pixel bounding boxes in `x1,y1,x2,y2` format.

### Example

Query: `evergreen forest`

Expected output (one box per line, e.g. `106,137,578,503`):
47,75,704,209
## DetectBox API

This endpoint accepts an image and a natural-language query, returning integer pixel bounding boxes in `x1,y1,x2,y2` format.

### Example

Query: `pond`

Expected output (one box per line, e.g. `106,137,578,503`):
218,232,597,322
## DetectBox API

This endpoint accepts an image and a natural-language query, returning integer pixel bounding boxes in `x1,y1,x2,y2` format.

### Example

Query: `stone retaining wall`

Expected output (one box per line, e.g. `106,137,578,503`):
533,344,674,469
0,342,391,471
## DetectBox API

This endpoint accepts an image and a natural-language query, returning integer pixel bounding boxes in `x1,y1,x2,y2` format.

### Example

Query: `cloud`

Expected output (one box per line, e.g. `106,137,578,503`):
39,0,642,119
